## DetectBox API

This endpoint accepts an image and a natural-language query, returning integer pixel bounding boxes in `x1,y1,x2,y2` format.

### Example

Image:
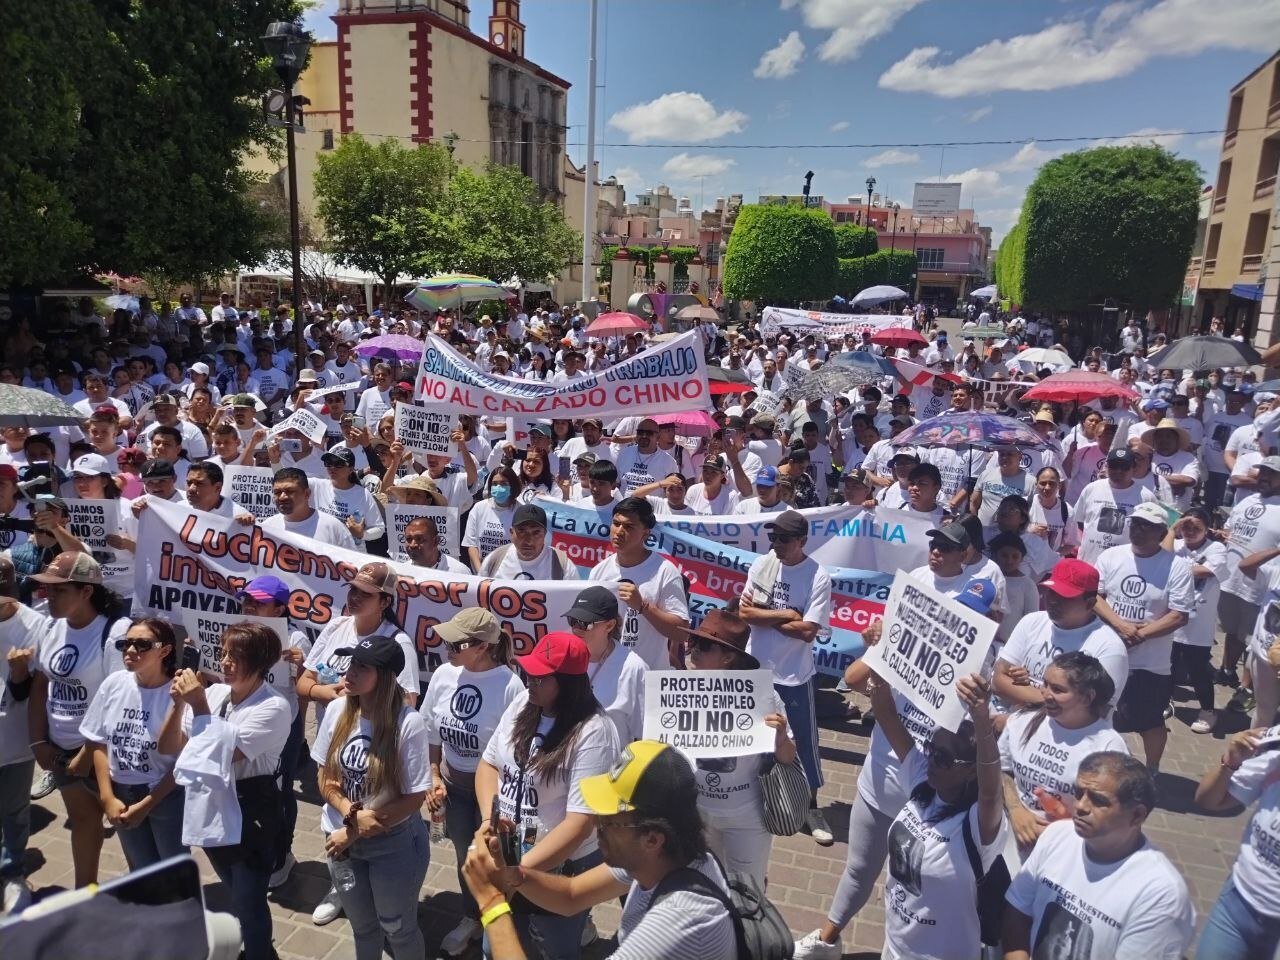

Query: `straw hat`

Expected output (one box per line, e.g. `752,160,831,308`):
1140,417,1190,449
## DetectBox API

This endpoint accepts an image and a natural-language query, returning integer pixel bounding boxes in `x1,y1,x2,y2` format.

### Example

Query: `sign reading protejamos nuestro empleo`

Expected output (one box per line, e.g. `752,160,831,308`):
642,669,776,759
413,331,710,419
860,571,996,732
180,609,290,679
223,466,277,522
394,402,454,457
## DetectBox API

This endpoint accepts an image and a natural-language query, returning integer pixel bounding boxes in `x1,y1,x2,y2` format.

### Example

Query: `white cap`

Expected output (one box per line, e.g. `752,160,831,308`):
188,361,210,376
72,453,113,476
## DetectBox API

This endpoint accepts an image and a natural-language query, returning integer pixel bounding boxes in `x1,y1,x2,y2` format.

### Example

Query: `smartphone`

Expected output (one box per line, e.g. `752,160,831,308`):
33,494,56,513
491,795,521,866
349,415,366,430
557,456,570,482
280,439,303,455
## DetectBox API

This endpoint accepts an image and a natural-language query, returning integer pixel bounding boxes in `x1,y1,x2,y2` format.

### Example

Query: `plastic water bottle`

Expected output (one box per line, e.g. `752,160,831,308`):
330,854,357,893
317,663,342,686
430,804,447,845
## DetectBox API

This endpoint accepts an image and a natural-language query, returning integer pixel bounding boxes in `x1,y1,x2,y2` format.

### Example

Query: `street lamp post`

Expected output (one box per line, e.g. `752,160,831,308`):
865,176,876,230
261,21,311,367
888,202,900,285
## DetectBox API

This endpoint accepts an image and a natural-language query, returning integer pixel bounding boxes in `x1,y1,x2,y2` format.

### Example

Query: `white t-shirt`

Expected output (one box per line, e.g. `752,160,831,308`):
883,750,1009,960
462,498,516,564
422,663,525,776
974,466,1034,526
586,642,648,746
998,712,1127,821
481,695,620,861
694,690,790,822
685,482,740,516
612,445,679,497
79,671,175,786
1171,539,1228,648
1221,495,1280,604
1095,546,1195,674
485,544,579,581
1247,559,1280,663
262,509,359,551
0,605,53,767
311,698,432,833
1028,495,1078,552
37,615,129,749
303,617,420,722
997,613,1129,708
589,552,689,670
311,479,384,540
181,681,291,781
264,630,313,721
1203,412,1253,473
1006,819,1195,960
1148,449,1199,510
1227,744,1280,916
1073,479,1158,565
742,554,832,686
732,496,786,515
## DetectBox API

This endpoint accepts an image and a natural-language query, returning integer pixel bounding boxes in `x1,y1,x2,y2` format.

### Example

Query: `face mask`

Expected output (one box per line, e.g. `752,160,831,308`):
491,484,512,505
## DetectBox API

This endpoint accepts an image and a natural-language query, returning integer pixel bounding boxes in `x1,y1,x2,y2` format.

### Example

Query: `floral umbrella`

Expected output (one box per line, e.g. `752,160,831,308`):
890,411,1055,452
354,334,425,362
404,274,515,312
0,384,84,427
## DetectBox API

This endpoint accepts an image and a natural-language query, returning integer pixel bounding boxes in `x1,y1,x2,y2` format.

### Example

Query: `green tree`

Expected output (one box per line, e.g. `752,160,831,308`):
313,135,455,303
834,224,878,259
722,205,837,303
836,257,866,297
445,164,578,285
1003,145,1200,311
994,220,1027,305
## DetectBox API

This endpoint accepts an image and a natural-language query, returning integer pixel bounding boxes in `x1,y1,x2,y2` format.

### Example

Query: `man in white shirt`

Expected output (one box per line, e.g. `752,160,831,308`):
1217,458,1280,691
1074,448,1157,565
733,466,787,514
210,292,238,325
138,394,209,460
260,467,358,550
612,419,679,497
478,502,578,580
1141,419,1198,510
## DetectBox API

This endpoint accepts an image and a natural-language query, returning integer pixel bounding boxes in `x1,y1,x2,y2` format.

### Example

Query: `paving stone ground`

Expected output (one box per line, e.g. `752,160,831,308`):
20,676,1254,959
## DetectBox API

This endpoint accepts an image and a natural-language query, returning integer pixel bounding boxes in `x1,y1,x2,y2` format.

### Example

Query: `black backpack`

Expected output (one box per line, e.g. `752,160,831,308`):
960,811,1012,947
650,853,794,960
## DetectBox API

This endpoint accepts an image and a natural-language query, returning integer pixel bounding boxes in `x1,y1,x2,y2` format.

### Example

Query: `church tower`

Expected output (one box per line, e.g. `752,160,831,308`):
487,0,524,58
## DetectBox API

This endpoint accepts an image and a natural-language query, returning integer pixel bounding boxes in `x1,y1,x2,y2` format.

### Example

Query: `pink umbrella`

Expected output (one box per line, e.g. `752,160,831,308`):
654,410,718,437
587,312,649,336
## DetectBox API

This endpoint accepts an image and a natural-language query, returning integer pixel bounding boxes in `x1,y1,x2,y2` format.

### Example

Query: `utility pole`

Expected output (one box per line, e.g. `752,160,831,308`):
580,0,599,305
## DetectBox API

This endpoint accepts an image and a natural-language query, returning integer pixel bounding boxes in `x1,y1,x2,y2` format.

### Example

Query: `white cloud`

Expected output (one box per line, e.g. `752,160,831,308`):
611,166,644,189
785,0,927,63
755,31,806,79
608,92,748,143
1194,135,1223,151
999,141,1064,172
661,153,737,180
964,105,993,123
865,148,921,168
829,120,850,132
1090,127,1185,148
878,0,1280,97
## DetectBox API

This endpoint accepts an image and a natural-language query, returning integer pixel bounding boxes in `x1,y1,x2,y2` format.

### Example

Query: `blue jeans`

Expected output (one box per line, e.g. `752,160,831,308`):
486,849,604,960
111,782,187,870
0,759,34,879
274,713,305,872
444,774,482,919
776,678,823,792
209,850,274,960
1197,874,1280,960
331,815,429,960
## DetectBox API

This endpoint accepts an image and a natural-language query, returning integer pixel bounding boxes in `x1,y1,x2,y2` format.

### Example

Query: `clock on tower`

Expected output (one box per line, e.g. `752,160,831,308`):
488,0,525,57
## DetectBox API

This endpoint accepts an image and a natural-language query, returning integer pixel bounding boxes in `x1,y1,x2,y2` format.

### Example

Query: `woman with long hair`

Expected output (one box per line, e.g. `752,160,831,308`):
1171,507,1229,735
314,635,432,960
998,651,1127,854
421,609,523,957
476,632,620,958
1026,465,1079,556
26,552,129,887
524,352,551,382
517,451,555,504
81,617,185,869
158,622,290,960
462,467,521,572
564,585,646,745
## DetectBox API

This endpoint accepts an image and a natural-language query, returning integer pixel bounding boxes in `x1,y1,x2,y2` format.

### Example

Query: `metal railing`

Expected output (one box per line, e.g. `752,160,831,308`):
1256,175,1276,200
1242,253,1264,272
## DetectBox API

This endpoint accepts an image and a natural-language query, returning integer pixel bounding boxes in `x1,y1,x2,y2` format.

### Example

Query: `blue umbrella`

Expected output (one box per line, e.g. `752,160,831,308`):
891,411,1054,452
831,350,899,379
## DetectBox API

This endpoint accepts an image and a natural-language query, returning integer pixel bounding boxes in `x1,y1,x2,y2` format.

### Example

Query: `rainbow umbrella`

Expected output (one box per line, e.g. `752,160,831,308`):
404,274,515,312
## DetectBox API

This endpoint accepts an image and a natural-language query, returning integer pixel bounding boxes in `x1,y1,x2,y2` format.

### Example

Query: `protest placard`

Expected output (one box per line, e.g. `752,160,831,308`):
180,609,290,679
860,572,997,731
62,498,129,584
387,505,460,562
269,408,328,445
395,402,454,457
223,466,277,521
642,669,774,758
303,380,363,407
751,391,782,416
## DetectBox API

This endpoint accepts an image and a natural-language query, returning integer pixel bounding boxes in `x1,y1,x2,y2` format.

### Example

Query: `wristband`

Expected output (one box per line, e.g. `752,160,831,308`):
480,900,512,929
29,739,48,748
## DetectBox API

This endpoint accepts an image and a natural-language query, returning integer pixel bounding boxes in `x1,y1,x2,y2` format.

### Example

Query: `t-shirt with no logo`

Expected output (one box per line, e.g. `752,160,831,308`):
586,642,647,746
1095,546,1195,674
1221,495,1280,604
609,856,736,960
0,605,53,767
1171,539,1228,648
303,617,420,723
743,553,832,686
1227,743,1280,917
79,672,175,786
1005,819,1194,960
589,552,689,670
37,615,128,750
181,682,290,781
1073,479,1157,565
996,612,1129,710
998,712,1127,821
261,509,358,551
421,662,524,775
311,697,432,833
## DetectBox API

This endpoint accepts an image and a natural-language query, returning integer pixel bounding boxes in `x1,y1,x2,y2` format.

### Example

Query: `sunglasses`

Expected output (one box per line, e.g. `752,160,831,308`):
114,638,157,653
767,532,798,544
567,616,594,631
924,742,973,770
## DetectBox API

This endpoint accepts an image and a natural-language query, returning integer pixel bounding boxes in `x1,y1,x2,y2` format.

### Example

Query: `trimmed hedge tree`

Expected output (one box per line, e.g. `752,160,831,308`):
722,205,837,303
834,224,878,259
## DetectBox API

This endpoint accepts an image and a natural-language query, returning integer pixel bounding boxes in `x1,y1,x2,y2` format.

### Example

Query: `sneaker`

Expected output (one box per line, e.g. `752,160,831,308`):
30,769,55,801
3,878,32,915
1162,703,1174,720
580,917,599,947
834,678,852,694
1191,710,1215,734
1229,687,1256,713
440,916,482,956
1216,667,1241,688
311,887,343,925
806,807,834,846
793,929,842,960
268,851,296,890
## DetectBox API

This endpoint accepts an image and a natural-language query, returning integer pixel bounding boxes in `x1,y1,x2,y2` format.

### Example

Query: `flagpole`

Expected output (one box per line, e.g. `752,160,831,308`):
581,0,599,306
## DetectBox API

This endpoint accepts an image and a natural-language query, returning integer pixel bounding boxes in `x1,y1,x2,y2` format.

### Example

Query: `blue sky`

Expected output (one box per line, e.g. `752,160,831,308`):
304,0,1280,240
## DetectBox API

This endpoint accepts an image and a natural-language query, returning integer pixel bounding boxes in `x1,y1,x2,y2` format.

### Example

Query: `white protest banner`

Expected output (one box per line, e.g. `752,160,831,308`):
860,572,996,732
387,505,460,562
62,498,130,585
223,466,277,521
180,609,289,678
303,380,363,405
269,408,327,445
759,306,912,339
964,374,1035,411
642,669,775,759
414,330,709,420
395,402,454,457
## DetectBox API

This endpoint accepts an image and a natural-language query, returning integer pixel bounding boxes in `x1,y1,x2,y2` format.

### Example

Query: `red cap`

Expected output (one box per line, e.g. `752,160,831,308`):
517,631,590,677
396,381,413,392
0,465,16,482
1040,558,1099,598
92,404,120,419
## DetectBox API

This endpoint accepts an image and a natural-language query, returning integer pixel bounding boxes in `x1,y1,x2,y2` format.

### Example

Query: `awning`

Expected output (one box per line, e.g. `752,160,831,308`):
1230,282,1263,301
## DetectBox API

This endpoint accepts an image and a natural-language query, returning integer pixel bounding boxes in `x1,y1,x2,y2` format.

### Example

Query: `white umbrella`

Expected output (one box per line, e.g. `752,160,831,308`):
1010,347,1073,374
851,285,909,307
970,284,998,300
104,294,139,312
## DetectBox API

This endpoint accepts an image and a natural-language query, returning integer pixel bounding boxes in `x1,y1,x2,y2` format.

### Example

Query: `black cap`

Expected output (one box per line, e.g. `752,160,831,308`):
573,451,600,467
957,513,985,551
765,510,807,538
567,585,618,625
512,503,548,529
334,635,405,675
1106,447,1136,467
141,458,176,480
322,447,356,468
926,522,971,551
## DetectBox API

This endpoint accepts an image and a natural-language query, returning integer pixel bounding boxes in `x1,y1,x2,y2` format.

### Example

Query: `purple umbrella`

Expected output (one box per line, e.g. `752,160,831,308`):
354,334,425,362
890,411,1053,452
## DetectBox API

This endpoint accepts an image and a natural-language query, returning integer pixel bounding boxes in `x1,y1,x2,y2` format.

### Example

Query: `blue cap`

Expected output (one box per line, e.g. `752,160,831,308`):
238,575,290,605
755,466,779,488
954,579,995,615
1235,384,1256,397
1141,398,1169,412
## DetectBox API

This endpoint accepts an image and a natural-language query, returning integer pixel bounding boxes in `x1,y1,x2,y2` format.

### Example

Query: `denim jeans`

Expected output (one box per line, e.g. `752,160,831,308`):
111,782,188,870
775,678,824,791
208,850,275,960
331,815,429,960
274,712,305,872
444,774,482,919
486,849,604,960
0,759,34,880
1197,874,1280,960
